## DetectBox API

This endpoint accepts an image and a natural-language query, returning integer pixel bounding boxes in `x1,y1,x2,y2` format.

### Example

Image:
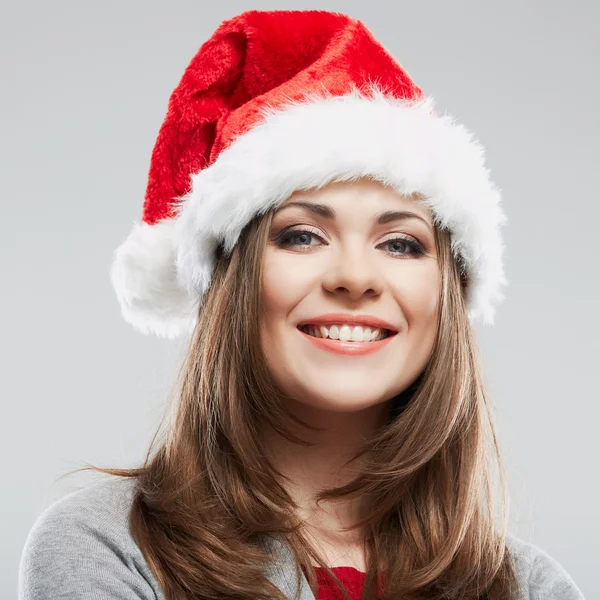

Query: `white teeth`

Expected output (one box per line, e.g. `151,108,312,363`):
303,324,389,342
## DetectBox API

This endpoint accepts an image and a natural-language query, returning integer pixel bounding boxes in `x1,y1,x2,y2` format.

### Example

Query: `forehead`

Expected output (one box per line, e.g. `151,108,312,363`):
276,177,433,223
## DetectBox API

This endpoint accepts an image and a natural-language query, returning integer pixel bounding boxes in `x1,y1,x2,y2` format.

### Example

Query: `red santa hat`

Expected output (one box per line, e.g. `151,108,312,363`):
110,9,507,339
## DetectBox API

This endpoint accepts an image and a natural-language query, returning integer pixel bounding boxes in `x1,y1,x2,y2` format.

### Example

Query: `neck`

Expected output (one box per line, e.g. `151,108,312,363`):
264,398,391,536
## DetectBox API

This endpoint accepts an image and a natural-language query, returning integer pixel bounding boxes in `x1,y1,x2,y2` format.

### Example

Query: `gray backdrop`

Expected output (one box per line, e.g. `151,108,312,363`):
2,1,598,598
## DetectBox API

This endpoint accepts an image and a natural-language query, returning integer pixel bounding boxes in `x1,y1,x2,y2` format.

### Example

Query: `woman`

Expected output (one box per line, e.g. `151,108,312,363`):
19,9,585,600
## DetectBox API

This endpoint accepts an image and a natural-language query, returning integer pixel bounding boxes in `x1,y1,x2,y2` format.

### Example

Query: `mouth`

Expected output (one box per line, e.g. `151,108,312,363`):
296,324,397,342
296,324,397,356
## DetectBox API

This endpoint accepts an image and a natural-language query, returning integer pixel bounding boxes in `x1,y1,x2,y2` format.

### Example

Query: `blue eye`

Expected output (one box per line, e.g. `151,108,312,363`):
274,228,426,257
278,230,314,247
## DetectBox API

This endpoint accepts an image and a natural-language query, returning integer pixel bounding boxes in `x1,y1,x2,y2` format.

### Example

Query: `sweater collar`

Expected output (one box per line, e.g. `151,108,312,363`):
261,533,316,599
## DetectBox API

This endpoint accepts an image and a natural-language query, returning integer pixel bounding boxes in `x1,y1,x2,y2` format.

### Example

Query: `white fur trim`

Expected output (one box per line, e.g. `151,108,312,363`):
111,88,507,337
110,219,197,338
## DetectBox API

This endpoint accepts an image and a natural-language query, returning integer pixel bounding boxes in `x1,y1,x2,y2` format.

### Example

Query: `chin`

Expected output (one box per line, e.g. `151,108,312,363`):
289,384,395,414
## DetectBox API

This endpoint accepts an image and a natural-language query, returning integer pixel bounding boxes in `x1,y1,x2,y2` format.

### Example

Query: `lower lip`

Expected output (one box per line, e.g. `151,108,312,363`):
297,327,397,356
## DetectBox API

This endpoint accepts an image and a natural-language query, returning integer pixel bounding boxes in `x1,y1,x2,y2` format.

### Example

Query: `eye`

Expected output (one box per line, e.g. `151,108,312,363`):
274,227,426,258
274,227,323,249
380,236,426,257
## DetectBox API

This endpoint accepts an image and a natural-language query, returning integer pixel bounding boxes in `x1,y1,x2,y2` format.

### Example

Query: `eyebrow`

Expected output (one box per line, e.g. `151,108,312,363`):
274,201,432,230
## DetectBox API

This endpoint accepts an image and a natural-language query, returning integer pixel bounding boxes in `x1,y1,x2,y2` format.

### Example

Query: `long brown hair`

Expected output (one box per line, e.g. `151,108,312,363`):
67,184,519,600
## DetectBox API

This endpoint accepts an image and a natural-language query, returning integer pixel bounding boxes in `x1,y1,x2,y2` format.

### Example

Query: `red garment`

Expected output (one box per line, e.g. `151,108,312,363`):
302,565,373,600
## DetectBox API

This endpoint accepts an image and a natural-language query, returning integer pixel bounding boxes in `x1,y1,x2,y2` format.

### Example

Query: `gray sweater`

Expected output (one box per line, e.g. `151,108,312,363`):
18,476,585,599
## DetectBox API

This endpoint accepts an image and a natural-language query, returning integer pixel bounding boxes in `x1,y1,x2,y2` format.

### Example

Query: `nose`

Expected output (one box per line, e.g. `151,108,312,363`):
321,243,384,301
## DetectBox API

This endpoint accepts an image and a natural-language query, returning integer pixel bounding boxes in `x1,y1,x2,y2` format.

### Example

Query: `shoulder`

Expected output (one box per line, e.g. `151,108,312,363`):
505,532,586,599
18,475,165,600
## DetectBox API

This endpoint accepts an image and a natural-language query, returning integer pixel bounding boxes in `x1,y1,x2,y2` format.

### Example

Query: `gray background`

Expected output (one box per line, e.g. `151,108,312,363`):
2,1,598,597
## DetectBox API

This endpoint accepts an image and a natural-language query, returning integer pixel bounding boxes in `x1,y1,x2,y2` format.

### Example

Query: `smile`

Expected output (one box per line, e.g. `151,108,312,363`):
297,325,397,356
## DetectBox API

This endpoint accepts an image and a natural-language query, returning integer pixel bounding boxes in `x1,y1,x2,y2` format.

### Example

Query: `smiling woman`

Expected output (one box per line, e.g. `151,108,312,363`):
261,179,440,410
19,8,585,600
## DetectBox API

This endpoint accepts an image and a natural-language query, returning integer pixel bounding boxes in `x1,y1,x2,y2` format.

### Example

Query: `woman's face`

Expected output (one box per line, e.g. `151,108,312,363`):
260,178,440,414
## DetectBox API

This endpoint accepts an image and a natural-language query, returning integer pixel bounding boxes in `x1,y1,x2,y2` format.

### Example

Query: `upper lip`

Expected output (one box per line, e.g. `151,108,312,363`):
297,313,399,333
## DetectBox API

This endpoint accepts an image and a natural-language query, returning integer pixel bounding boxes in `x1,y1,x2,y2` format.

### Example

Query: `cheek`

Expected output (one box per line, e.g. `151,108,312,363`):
392,264,440,328
261,250,312,323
